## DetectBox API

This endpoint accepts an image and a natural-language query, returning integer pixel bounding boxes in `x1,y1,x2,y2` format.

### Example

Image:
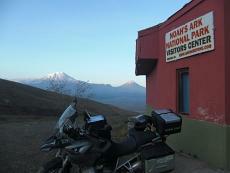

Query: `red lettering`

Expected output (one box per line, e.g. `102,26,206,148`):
191,26,210,39
197,18,203,26
170,31,176,39
166,34,190,49
190,18,203,30
169,25,188,39
204,26,209,34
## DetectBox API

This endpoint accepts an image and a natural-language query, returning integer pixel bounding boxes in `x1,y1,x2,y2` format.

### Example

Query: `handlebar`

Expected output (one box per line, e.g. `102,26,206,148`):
83,110,91,121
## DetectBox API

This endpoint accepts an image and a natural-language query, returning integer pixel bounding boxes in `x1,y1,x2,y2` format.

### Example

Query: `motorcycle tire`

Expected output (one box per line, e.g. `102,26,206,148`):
37,157,64,173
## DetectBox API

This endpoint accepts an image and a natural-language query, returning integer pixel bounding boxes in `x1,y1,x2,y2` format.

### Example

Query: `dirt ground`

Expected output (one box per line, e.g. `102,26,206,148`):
0,115,229,173
0,115,57,173
172,153,229,173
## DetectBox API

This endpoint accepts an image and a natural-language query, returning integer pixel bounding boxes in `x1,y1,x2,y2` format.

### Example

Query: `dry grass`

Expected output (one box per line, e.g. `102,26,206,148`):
0,114,130,173
0,115,225,173
0,79,137,172
0,115,56,173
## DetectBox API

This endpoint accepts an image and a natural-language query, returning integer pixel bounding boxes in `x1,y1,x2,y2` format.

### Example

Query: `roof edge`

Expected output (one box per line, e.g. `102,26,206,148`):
138,24,161,37
161,0,204,28
138,0,205,35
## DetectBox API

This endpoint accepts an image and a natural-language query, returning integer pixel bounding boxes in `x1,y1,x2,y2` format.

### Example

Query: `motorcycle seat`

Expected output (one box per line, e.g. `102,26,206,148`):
110,128,156,157
111,136,137,157
128,128,157,147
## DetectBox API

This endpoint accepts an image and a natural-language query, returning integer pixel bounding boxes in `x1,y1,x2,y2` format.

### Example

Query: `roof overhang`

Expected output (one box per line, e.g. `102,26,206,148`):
135,58,157,76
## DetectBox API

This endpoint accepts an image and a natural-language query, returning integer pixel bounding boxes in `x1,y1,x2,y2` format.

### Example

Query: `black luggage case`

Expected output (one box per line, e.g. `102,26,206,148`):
151,109,182,135
141,142,175,173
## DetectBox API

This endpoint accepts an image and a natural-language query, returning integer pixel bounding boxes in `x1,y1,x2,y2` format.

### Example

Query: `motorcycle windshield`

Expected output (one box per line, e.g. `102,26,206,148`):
56,104,77,133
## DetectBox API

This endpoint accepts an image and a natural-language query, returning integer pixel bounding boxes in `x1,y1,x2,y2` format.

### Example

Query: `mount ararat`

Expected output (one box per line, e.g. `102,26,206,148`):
15,72,146,112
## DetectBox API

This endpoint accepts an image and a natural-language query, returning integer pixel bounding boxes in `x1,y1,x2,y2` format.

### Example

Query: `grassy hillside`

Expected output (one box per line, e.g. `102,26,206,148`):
0,78,136,117
0,79,138,173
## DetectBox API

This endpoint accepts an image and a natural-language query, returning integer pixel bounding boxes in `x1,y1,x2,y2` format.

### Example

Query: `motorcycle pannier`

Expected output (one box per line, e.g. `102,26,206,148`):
151,109,182,135
141,142,175,173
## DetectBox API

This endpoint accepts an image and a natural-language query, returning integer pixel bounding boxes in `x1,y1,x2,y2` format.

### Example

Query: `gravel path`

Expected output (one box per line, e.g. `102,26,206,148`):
172,153,229,173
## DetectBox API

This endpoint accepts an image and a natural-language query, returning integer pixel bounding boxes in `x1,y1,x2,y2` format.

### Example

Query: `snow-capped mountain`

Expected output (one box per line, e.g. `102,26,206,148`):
14,72,146,112
118,80,145,92
46,72,77,82
15,72,78,90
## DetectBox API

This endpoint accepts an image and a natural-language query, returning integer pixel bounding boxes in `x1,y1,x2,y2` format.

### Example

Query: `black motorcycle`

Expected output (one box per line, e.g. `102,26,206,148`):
38,99,182,173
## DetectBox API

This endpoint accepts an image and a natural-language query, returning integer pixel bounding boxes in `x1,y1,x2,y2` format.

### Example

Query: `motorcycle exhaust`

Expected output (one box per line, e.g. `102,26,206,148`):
130,160,142,172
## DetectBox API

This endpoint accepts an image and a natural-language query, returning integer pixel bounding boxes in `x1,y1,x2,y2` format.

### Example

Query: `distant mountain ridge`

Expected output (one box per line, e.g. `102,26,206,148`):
0,78,136,118
14,72,146,112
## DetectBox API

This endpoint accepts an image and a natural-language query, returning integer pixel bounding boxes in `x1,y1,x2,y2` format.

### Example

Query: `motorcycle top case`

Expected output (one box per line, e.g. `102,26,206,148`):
151,109,182,135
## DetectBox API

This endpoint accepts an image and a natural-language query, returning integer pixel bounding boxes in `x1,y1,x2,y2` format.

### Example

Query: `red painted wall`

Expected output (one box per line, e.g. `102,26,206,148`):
136,26,159,62
144,0,226,125
225,0,230,125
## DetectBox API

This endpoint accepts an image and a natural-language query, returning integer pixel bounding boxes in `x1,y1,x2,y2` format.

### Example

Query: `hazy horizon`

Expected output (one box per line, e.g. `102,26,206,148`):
0,0,190,87
9,71,146,87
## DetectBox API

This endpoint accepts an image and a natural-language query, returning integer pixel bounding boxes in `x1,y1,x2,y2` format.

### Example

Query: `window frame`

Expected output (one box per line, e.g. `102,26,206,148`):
177,68,190,115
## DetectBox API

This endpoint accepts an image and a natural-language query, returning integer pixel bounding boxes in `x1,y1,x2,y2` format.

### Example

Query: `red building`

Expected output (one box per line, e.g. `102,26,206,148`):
135,0,230,170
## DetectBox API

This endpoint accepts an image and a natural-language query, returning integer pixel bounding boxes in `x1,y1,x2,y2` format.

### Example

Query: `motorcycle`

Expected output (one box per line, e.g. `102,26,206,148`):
38,98,182,173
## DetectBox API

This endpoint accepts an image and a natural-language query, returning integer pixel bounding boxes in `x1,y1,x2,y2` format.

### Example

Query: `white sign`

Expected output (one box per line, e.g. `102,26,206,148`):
165,11,214,62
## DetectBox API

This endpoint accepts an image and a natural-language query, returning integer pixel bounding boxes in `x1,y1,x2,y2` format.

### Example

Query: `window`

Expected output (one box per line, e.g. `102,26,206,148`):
177,68,190,114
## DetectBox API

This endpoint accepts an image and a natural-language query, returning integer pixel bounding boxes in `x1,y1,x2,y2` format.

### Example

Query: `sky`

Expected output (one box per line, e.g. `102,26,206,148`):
0,0,190,87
